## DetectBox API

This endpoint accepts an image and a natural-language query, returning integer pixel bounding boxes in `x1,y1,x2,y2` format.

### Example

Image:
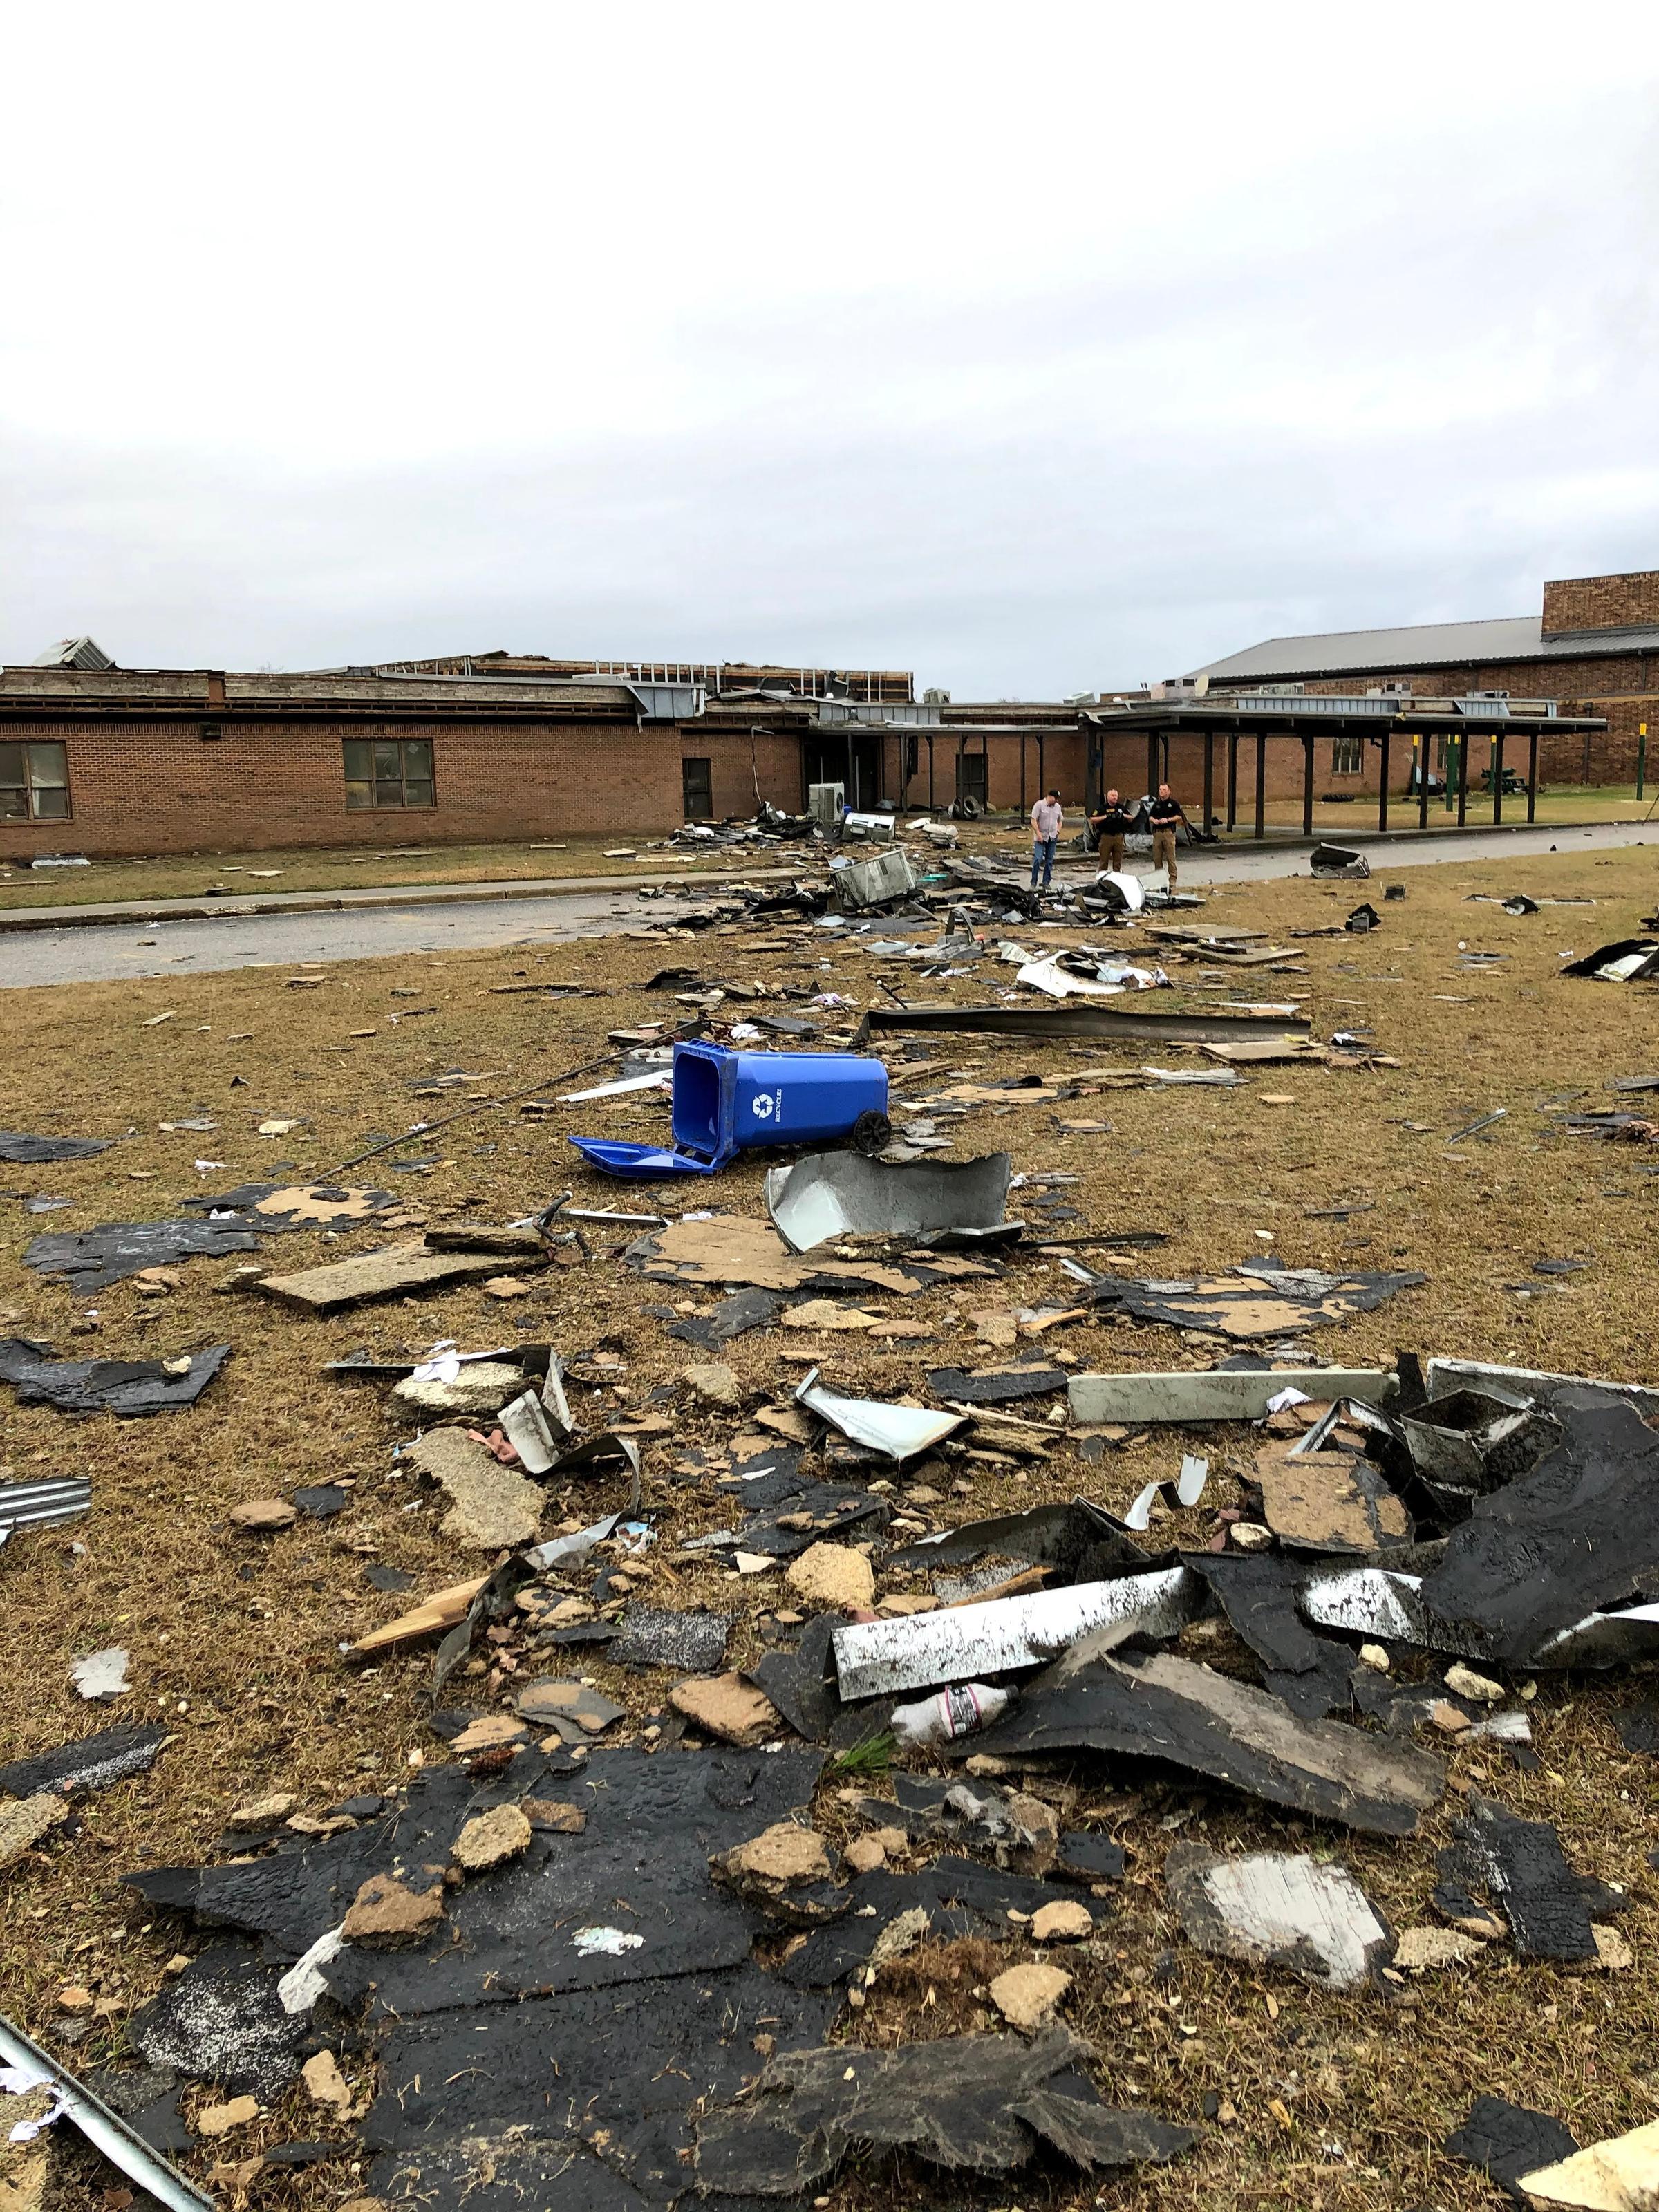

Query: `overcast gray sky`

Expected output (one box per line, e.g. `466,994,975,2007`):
3,2,1658,696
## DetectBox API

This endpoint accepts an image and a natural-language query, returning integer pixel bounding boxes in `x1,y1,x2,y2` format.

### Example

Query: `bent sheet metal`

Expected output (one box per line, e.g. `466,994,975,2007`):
832,1567,1199,1698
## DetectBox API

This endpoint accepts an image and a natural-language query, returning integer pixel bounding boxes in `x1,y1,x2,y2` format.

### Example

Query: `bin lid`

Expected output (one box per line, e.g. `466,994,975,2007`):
567,1136,723,1179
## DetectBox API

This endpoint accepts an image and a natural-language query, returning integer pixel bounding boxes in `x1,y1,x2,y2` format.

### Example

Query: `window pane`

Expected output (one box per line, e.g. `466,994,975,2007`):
0,790,26,821
374,780,405,807
344,779,373,809
402,740,432,777
0,743,24,792
373,742,402,778
30,787,70,819
402,780,435,809
26,744,67,789
344,740,372,782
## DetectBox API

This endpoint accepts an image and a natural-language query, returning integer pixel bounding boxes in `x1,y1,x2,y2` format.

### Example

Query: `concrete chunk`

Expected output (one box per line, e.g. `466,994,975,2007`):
453,1804,534,1873
393,1362,527,1416
988,1961,1071,2030
408,1428,543,1550
670,1673,782,1747
341,1872,445,1948
787,1542,876,1613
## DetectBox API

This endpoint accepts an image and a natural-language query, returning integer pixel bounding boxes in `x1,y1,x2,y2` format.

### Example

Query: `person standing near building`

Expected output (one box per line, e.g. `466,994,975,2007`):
1147,781,1185,888
1089,787,1133,872
1029,788,1063,890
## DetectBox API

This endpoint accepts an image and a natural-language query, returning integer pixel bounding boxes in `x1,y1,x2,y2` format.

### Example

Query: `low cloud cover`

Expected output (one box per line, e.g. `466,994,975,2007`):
3,2,1656,695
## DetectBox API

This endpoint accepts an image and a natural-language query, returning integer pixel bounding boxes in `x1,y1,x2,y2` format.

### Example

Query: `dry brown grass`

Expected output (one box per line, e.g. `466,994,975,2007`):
3,840,1659,2209
0,832,758,910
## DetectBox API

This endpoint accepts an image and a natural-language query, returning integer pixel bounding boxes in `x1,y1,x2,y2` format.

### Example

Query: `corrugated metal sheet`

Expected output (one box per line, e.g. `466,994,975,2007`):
621,681,706,722
1189,613,1659,683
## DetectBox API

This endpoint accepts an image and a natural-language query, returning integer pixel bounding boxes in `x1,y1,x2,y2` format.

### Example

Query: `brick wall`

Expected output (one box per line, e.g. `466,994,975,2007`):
1543,571,1659,637
0,713,686,858
683,727,804,820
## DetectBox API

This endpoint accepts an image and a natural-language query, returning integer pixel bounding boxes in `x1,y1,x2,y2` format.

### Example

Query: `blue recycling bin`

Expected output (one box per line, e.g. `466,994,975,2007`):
569,1040,890,1179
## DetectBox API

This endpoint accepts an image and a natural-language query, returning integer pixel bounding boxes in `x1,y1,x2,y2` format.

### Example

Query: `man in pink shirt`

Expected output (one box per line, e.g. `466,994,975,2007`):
1029,789,1063,889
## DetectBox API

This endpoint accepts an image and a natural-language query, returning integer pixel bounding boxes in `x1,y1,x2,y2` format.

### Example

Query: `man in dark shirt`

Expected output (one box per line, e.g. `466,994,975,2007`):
1089,788,1134,872
1147,782,1185,888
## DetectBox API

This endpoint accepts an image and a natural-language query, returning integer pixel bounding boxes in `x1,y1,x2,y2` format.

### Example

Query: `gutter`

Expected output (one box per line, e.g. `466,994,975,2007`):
0,2012,212,2212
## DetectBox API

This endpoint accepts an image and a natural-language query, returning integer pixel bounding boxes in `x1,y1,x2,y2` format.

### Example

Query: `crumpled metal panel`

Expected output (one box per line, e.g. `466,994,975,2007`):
765,1150,1012,1253
832,1567,1200,1698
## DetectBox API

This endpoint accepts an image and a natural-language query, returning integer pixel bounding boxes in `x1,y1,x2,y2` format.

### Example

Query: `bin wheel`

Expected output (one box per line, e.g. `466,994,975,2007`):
850,1110,892,1157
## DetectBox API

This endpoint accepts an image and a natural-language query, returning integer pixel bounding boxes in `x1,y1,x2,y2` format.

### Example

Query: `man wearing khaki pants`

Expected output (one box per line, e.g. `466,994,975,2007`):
1147,782,1184,890
1089,788,1133,873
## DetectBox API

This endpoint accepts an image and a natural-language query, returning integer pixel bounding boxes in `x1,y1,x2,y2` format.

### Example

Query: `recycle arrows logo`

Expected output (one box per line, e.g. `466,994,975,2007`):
750,1093,778,1120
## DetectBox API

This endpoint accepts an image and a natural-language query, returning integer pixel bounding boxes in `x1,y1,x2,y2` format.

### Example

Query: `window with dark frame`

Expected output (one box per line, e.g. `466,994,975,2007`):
1331,733,1364,776
343,737,435,809
0,741,71,821
681,756,713,820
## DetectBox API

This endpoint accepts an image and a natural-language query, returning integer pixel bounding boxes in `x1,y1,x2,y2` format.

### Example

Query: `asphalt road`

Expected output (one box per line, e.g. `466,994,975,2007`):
1,820,1649,990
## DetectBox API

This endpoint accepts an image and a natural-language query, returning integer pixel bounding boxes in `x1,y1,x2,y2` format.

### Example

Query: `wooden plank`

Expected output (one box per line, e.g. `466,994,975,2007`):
254,1241,536,1313
353,1574,489,1653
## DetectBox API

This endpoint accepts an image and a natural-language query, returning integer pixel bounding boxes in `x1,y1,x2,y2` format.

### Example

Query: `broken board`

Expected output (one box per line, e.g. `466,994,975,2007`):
254,1243,538,1312
1254,1440,1412,1552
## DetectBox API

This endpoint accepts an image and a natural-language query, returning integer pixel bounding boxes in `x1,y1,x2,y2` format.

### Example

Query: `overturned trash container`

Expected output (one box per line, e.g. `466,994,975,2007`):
569,1040,890,1179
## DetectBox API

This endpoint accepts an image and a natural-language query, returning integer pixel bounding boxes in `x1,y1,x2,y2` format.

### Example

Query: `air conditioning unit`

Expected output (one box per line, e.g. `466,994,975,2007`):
807,782,845,830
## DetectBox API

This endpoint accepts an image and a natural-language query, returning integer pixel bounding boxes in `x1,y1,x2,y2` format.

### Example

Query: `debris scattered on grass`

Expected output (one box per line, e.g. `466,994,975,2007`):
1165,1844,1391,1988
69,1648,130,1702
